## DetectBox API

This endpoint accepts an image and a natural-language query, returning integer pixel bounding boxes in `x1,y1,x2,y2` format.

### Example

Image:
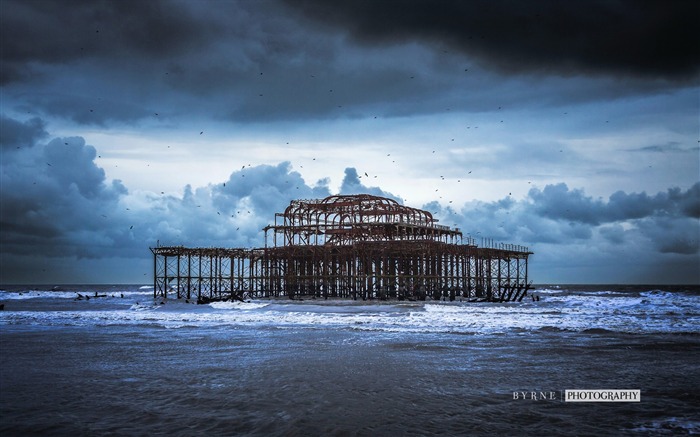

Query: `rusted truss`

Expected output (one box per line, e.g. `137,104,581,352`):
151,194,533,302
264,194,462,246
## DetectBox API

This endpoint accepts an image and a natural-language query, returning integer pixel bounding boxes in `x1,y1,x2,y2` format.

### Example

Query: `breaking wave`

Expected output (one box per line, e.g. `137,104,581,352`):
0,284,698,335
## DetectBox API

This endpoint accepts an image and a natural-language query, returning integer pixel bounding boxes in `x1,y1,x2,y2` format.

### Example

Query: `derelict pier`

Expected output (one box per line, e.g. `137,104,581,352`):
151,194,533,302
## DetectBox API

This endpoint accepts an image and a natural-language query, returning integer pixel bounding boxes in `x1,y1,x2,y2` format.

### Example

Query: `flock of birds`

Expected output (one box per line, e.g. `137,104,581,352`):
30,63,617,239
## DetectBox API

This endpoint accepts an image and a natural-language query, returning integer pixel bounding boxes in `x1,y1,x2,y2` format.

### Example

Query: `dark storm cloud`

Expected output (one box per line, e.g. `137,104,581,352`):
0,115,48,150
3,0,405,123
0,116,330,262
1,133,128,258
433,182,699,255
528,183,700,225
4,0,695,128
438,197,594,246
286,0,700,79
637,217,699,255
0,0,214,85
599,224,626,245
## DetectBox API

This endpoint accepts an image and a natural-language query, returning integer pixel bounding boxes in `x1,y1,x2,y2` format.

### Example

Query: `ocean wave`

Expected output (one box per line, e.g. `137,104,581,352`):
423,303,468,313
1,289,698,335
631,417,700,435
0,289,152,300
209,301,270,311
0,290,80,300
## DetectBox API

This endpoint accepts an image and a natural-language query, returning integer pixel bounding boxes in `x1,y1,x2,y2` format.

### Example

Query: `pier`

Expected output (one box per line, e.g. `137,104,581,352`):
151,194,532,302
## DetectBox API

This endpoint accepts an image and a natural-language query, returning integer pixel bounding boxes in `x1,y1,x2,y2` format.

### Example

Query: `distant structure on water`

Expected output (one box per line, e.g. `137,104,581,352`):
151,194,533,302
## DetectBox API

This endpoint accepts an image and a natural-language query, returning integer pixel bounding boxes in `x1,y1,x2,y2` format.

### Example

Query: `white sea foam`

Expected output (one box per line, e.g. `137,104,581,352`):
1,287,698,334
0,289,152,300
0,290,80,300
209,301,270,310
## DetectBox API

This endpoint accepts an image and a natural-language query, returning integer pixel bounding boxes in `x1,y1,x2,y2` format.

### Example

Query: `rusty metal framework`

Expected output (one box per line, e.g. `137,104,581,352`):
151,194,533,302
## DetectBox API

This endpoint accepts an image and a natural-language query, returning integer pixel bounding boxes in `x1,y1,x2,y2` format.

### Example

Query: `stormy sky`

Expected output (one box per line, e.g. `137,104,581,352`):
1,0,698,284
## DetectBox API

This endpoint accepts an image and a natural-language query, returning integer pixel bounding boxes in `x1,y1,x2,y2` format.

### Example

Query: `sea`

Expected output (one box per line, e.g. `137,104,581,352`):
1,284,698,436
